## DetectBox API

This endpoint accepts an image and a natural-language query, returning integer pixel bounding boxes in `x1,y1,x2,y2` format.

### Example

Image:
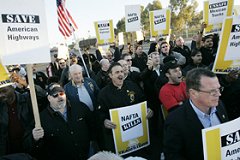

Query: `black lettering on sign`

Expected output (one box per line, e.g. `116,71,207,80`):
221,129,240,147
209,1,228,9
231,24,240,33
128,16,138,23
2,14,40,24
98,23,109,28
154,18,166,25
121,118,141,131
128,13,137,17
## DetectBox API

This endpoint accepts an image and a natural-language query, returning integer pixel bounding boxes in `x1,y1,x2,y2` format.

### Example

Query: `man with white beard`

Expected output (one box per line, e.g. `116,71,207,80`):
29,83,95,160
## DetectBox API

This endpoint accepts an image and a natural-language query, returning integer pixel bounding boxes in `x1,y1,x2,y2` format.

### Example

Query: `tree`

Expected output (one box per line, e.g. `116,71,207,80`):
169,0,201,33
116,17,125,33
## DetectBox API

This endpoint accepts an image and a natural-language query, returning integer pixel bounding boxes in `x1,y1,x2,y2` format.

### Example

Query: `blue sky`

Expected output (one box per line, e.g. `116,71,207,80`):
44,0,239,46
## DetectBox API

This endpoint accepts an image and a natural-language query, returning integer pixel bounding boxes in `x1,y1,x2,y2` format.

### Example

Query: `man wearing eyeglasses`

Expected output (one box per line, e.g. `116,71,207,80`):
163,68,229,160
29,83,95,160
159,41,186,66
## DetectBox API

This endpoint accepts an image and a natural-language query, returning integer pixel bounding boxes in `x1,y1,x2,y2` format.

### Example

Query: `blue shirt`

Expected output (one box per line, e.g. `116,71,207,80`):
52,106,67,122
77,84,94,111
190,100,221,128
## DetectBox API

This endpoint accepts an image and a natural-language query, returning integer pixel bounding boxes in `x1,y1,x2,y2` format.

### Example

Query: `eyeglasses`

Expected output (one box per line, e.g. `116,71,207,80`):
126,59,132,62
196,87,224,96
59,62,66,65
51,92,65,98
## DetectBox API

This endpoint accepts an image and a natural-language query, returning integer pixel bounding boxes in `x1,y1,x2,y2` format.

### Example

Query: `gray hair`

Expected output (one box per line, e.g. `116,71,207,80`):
99,59,109,67
69,64,82,75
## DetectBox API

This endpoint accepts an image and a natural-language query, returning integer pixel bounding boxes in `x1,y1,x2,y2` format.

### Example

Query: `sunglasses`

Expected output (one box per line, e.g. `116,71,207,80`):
51,92,65,98
59,62,66,65
161,45,168,49
126,59,132,62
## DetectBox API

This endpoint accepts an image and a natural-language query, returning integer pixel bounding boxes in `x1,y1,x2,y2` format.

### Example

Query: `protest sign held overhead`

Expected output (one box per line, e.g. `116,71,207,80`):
125,5,141,32
0,0,50,65
149,9,171,37
212,16,240,74
202,117,240,160
203,0,234,34
94,20,115,45
118,32,124,46
110,101,149,156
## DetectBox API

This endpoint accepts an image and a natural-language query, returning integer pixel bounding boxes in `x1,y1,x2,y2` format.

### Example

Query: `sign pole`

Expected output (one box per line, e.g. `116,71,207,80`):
26,64,41,128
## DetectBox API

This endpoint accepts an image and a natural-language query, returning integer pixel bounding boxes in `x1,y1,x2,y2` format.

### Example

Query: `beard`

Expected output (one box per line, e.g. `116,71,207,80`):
51,101,66,111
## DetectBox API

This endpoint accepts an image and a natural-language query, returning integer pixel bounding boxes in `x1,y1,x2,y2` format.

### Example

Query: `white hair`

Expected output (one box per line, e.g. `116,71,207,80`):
100,59,109,66
69,64,82,74
88,151,123,160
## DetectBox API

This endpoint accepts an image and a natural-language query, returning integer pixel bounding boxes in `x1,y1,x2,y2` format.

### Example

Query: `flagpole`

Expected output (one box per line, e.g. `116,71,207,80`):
62,1,90,78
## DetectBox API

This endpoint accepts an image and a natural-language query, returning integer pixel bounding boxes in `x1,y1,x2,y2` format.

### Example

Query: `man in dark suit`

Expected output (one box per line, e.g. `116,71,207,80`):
163,68,229,160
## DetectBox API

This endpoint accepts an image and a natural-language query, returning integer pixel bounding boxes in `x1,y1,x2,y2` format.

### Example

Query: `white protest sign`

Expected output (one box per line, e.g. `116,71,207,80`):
202,117,240,160
118,32,124,46
136,31,144,42
94,20,115,45
233,5,240,15
224,16,240,60
125,5,141,32
203,0,234,34
0,0,50,65
212,16,240,73
149,9,171,37
110,101,149,156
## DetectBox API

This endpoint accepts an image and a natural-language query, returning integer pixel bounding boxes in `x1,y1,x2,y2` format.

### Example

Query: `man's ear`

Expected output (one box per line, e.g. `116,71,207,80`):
189,89,198,98
109,72,112,79
47,95,51,101
165,72,170,78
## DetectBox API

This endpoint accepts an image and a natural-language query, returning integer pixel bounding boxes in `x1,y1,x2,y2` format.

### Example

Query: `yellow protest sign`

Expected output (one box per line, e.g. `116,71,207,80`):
204,0,234,34
94,20,115,45
149,9,171,37
0,63,13,88
202,117,240,160
109,101,149,156
212,16,240,74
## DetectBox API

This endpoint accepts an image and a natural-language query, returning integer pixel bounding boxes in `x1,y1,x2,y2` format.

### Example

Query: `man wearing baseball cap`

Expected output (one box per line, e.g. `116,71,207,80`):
29,83,95,160
159,58,188,112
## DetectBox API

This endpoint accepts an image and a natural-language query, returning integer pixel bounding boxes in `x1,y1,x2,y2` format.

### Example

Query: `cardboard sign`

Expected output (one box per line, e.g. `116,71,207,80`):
110,101,149,156
125,5,141,32
0,63,13,88
0,0,50,65
212,16,240,74
149,9,171,37
94,20,115,45
203,0,234,34
202,117,240,160
118,32,124,46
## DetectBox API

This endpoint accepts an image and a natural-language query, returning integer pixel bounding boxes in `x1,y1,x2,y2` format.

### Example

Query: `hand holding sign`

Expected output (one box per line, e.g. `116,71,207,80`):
104,119,116,129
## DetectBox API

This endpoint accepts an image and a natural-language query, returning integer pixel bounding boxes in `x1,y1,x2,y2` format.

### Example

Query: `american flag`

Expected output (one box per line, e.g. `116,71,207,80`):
56,0,78,37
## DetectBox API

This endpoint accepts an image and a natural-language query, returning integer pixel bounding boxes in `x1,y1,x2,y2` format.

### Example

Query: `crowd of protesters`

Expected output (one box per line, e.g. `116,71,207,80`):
0,22,240,160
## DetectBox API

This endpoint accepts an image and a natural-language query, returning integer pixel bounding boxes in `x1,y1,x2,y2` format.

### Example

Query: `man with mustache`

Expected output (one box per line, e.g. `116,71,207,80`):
97,62,153,158
29,83,95,160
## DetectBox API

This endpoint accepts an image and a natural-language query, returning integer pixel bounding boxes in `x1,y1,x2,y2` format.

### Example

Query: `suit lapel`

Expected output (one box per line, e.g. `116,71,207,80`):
216,102,228,123
185,100,204,130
